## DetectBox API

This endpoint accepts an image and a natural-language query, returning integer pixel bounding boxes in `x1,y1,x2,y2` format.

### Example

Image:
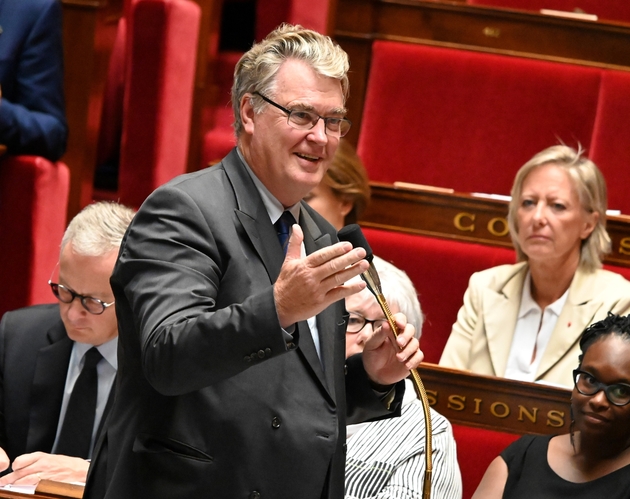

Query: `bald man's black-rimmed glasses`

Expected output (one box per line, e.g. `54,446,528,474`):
254,91,352,138
49,281,115,315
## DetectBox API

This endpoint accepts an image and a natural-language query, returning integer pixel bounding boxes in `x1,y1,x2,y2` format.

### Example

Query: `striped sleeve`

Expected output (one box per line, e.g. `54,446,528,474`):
345,403,462,499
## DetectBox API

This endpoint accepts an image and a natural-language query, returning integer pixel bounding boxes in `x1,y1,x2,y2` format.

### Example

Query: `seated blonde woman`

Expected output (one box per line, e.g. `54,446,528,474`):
440,145,630,388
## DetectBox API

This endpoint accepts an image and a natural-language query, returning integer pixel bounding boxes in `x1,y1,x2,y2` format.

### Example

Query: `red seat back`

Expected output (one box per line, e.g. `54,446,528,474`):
363,227,515,363
359,41,602,195
0,156,70,317
451,423,520,499
96,0,201,208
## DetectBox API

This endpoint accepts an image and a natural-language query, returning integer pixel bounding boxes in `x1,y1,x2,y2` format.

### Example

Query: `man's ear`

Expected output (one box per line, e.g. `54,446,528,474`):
241,94,256,135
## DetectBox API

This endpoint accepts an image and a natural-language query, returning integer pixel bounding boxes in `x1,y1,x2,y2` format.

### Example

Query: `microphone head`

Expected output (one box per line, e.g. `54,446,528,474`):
337,224,374,263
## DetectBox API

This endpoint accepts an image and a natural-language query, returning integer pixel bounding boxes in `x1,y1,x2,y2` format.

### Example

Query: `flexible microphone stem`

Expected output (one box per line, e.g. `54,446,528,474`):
339,225,433,499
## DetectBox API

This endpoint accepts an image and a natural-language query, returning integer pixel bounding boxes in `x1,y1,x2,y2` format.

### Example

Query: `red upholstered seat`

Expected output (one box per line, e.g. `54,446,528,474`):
362,227,515,363
95,0,201,208
0,156,70,317
588,71,630,214
359,41,600,196
451,423,520,499
358,41,630,214
467,0,630,24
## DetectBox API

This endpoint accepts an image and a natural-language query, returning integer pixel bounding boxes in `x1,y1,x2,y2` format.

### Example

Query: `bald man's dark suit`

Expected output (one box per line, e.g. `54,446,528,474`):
85,148,403,499
0,304,71,462
0,304,114,467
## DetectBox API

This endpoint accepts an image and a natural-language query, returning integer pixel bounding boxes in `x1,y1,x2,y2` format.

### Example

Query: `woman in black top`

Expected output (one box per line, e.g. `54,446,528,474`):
473,313,630,498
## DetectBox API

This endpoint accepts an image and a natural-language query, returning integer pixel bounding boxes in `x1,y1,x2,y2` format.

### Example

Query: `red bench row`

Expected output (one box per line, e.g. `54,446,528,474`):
468,0,630,24
358,40,630,214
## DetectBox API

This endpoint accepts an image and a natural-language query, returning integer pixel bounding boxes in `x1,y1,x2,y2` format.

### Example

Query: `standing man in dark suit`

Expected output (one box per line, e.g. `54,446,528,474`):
0,201,134,486
85,24,423,499
0,0,68,161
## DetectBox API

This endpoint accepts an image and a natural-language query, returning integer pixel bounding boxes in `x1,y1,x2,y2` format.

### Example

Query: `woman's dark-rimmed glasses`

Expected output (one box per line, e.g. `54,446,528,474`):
49,281,115,315
347,312,387,334
573,369,630,406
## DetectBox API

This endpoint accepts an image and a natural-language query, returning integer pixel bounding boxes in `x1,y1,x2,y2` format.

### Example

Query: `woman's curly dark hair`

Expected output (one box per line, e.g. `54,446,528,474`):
578,312,630,365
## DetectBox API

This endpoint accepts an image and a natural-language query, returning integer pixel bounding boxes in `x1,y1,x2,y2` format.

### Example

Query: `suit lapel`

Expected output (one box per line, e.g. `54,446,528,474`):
27,322,73,453
483,264,527,377
223,150,284,282
299,207,335,400
223,151,335,398
536,268,601,378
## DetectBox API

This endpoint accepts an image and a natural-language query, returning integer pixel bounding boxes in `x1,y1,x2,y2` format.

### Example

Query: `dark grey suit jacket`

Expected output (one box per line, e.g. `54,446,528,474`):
0,304,71,461
0,303,115,467
85,149,403,499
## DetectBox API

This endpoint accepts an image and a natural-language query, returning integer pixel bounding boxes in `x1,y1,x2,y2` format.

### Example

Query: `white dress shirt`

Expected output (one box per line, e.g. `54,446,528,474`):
504,271,568,382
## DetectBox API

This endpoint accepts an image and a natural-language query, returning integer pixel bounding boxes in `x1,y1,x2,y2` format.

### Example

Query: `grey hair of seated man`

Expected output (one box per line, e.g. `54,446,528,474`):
351,255,424,340
60,201,135,257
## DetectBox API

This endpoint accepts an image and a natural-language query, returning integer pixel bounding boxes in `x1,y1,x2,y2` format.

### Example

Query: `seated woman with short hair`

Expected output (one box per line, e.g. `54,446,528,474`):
440,145,630,388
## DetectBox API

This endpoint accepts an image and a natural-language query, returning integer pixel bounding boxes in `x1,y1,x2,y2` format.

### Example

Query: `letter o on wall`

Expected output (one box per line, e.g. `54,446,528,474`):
487,217,509,237
490,401,510,418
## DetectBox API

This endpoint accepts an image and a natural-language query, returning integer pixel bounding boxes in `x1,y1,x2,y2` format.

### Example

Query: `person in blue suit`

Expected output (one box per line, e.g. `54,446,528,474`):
0,0,67,161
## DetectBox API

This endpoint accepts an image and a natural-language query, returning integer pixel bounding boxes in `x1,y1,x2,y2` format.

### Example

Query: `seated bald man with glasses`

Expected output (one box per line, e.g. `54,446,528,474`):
0,201,134,487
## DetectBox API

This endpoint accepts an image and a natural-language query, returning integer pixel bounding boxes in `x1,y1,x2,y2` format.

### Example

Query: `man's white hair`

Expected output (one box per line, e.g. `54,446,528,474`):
60,201,135,257
348,255,424,340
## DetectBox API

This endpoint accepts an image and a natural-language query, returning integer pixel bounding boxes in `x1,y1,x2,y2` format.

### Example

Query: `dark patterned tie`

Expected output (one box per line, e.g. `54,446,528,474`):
55,347,102,458
274,211,296,254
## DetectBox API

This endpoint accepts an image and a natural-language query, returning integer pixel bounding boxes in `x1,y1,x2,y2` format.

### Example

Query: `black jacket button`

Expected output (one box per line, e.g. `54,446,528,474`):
271,416,281,429
257,349,265,358
249,491,261,499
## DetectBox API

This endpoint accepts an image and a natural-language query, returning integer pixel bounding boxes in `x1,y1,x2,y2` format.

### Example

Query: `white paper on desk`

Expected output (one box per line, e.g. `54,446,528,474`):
0,483,36,494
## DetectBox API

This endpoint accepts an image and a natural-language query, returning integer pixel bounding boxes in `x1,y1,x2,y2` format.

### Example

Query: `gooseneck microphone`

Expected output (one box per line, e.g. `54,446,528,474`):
338,224,433,499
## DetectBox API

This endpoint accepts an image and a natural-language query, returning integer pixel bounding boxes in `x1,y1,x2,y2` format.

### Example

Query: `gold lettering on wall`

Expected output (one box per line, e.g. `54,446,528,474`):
473,398,482,415
490,401,510,418
518,405,538,423
447,394,466,411
546,410,565,428
483,27,501,38
427,390,438,407
620,237,630,256
454,213,475,232
487,217,509,237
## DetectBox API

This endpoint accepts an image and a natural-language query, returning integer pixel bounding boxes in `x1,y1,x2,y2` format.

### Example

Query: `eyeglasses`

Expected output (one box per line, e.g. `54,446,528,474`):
49,281,115,315
573,369,630,407
347,312,387,334
253,92,352,138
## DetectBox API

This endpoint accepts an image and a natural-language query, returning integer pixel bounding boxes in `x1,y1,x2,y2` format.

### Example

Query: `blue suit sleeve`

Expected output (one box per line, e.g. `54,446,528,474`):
0,0,68,161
